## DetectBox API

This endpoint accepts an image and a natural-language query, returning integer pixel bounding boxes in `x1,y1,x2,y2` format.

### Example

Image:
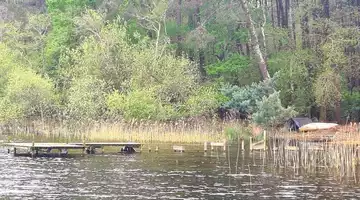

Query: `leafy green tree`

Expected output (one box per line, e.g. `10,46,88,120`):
313,68,342,120
206,54,260,86
268,50,318,114
106,88,162,120
184,85,222,117
253,91,297,127
0,68,55,122
66,76,106,121
221,78,276,115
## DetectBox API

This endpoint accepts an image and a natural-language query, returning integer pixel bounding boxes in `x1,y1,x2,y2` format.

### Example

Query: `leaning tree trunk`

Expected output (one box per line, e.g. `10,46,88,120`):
240,0,270,80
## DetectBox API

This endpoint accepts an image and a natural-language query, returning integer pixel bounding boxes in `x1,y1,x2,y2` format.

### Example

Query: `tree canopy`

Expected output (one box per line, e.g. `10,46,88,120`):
1,0,359,127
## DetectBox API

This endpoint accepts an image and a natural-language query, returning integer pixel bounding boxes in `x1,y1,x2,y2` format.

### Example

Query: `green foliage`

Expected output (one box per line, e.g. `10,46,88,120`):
0,68,55,121
3,0,360,127
45,0,95,69
184,85,222,117
221,78,276,114
206,54,260,86
165,20,190,37
106,89,172,120
0,44,17,95
253,91,297,127
342,91,360,119
268,50,317,113
314,68,342,109
0,99,22,122
67,76,106,121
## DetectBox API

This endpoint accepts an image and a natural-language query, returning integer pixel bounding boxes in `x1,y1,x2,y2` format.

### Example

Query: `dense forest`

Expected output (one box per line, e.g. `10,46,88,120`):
0,0,360,130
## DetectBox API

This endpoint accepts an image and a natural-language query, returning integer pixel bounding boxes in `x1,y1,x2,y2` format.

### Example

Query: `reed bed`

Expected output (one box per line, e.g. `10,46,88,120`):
0,119,239,143
269,125,360,182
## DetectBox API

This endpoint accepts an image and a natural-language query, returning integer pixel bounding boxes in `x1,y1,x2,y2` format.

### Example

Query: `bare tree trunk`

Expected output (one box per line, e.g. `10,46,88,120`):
276,0,281,26
240,0,270,80
271,0,275,27
301,14,309,49
260,0,267,57
287,0,295,48
277,0,286,27
195,5,206,79
322,0,330,18
284,0,289,28
176,0,182,42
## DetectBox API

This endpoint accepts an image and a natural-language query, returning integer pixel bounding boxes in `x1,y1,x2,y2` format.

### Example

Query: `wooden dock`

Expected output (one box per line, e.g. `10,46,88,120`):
3,142,142,157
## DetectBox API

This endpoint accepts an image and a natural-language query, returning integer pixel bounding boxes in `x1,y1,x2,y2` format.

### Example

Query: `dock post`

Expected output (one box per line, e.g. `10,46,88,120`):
204,142,208,152
263,131,267,150
250,137,253,151
241,139,245,151
13,147,17,156
223,139,226,151
31,141,35,158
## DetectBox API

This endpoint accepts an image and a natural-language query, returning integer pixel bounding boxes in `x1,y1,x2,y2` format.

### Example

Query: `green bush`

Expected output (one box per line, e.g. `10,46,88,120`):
221,77,276,115
252,91,297,127
184,85,222,117
0,67,55,121
67,76,106,121
206,54,260,86
107,89,163,120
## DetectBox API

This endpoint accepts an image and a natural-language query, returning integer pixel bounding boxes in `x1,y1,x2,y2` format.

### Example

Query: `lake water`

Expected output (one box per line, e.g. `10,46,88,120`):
1,145,360,199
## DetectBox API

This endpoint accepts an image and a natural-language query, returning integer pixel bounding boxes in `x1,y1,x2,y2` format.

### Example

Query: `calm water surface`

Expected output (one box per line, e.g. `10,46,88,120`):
1,145,360,199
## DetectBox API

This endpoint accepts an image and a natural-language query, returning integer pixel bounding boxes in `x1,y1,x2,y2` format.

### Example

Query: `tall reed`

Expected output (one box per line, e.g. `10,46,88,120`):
268,124,360,182
0,119,248,143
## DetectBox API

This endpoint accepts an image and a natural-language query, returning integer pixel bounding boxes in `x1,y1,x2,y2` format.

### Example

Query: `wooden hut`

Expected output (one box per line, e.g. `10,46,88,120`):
287,117,313,132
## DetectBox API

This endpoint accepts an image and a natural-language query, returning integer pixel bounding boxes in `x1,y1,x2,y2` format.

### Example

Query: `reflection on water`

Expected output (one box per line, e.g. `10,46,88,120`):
1,145,360,199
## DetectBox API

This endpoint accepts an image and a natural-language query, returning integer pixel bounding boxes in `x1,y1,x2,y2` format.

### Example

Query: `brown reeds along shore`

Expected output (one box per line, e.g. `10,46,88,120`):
1,119,242,143
268,123,360,182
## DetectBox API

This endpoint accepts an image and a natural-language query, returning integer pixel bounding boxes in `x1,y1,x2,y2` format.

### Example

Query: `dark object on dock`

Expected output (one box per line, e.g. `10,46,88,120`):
120,146,136,153
287,117,313,132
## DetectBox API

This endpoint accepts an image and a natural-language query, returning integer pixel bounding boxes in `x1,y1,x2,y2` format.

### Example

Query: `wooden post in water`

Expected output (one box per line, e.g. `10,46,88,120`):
13,147,17,156
250,137,253,151
204,142,208,152
223,139,226,151
263,131,267,150
82,140,86,155
241,139,245,151
31,141,35,158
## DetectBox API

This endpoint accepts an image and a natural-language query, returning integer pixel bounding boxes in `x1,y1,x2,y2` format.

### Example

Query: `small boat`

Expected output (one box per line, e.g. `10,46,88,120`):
299,122,339,132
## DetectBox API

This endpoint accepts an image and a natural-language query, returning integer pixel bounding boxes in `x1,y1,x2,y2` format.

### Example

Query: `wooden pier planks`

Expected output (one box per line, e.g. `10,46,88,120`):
71,142,141,148
3,142,141,148
3,142,142,157
3,143,85,149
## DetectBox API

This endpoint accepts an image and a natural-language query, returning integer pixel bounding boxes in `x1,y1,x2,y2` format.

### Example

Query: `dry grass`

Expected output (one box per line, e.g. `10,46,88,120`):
1,119,247,143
